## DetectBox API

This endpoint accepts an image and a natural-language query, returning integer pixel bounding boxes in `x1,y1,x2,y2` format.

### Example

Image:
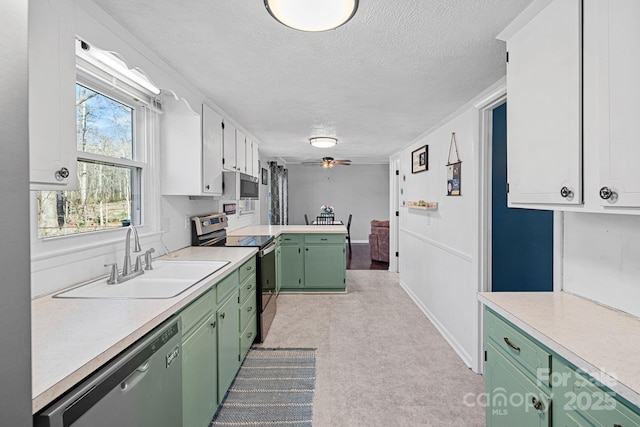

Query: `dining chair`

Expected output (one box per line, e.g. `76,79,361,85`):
346,214,352,252
316,216,332,224
304,214,309,225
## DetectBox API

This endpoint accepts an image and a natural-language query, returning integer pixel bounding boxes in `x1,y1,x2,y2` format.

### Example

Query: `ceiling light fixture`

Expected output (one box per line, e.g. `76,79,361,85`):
264,0,358,32
309,137,338,148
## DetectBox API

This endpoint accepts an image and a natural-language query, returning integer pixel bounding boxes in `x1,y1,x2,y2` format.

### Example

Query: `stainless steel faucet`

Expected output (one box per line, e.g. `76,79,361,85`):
104,225,145,285
123,225,142,276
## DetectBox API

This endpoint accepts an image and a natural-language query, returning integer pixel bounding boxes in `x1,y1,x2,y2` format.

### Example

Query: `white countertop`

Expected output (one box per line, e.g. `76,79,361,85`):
31,246,257,414
479,291,640,408
228,224,347,236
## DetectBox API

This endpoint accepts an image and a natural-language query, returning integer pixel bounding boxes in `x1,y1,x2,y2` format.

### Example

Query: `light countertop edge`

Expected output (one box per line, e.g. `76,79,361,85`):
227,224,347,236
31,246,257,414
478,292,640,409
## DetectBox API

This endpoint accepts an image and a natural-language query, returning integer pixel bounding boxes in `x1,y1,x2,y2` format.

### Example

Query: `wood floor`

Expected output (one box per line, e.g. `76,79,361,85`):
346,243,389,270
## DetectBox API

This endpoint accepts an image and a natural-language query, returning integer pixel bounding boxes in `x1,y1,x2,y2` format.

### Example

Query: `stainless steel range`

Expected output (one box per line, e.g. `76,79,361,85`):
191,213,276,343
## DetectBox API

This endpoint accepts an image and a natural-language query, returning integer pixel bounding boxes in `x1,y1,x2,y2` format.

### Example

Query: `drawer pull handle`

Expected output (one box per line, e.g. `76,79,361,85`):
247,284,252,289
247,332,253,338
531,396,545,412
246,266,253,271
321,238,328,241
504,337,520,352
247,307,253,312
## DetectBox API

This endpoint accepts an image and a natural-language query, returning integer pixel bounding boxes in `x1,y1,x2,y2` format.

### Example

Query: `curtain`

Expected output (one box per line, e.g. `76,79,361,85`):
269,161,288,225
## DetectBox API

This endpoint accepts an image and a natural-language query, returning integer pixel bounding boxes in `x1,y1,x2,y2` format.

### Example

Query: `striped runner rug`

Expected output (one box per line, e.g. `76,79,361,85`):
211,348,316,427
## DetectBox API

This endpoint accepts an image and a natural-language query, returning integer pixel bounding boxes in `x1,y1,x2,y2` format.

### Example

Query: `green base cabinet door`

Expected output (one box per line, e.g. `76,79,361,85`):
217,290,240,402
280,241,304,289
182,314,218,427
304,244,346,289
485,343,551,426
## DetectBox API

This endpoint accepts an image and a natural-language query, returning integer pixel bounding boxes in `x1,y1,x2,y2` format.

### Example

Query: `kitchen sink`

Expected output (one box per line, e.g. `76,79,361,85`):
55,260,230,299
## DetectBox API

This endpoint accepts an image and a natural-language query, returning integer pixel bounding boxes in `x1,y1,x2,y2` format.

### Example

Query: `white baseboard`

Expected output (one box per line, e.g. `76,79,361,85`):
398,279,473,369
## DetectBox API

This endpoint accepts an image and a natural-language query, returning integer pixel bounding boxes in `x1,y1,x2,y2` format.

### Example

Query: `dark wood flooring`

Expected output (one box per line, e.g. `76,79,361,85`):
346,243,389,270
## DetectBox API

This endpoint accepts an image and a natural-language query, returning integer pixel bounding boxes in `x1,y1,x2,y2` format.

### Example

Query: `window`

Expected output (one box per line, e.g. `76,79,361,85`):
36,81,145,238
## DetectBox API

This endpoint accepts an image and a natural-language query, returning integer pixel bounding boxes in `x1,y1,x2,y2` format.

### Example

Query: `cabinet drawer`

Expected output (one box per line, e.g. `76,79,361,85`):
486,342,552,426
567,366,640,427
240,314,257,359
304,233,345,244
485,309,551,386
240,290,257,332
239,274,256,303
280,234,300,244
216,270,238,304
181,288,215,337
238,256,256,284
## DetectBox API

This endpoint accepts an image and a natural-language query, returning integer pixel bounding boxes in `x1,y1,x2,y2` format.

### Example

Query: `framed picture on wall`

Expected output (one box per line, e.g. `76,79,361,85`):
412,145,428,173
261,168,268,185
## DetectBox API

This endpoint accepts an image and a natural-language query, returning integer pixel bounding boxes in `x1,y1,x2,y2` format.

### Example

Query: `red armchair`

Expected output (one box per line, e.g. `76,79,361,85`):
369,220,390,263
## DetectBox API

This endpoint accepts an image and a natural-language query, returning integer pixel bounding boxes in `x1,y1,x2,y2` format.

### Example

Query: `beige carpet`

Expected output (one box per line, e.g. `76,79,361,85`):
256,270,485,427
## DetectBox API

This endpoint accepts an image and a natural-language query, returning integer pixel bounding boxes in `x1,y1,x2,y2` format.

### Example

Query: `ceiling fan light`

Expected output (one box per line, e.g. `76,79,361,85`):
264,0,358,32
309,137,338,148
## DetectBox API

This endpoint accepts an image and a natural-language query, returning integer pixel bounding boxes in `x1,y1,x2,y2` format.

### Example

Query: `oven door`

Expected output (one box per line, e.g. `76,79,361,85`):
257,241,277,342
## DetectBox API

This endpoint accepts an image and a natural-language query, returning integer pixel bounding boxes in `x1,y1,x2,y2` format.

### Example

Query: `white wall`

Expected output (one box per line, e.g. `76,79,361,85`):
287,164,389,241
562,212,640,318
395,103,482,372
0,0,32,422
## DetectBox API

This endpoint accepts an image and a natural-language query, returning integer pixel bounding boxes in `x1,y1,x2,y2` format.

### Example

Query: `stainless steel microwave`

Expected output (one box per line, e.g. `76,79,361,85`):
223,172,259,200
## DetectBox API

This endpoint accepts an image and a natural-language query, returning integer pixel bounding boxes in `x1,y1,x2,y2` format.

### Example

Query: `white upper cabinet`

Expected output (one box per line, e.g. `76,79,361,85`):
591,0,640,208
222,121,236,171
251,140,260,179
161,96,222,196
161,95,201,195
236,130,247,174
202,104,223,196
29,0,77,190
501,0,582,206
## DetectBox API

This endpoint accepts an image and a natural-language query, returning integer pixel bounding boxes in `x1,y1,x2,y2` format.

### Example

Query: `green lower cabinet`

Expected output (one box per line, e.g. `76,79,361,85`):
279,242,304,289
552,356,640,427
304,243,346,289
217,289,240,402
485,342,551,426
182,314,218,427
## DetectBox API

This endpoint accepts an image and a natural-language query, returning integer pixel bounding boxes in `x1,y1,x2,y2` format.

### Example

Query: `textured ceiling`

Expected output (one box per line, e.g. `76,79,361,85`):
91,0,532,164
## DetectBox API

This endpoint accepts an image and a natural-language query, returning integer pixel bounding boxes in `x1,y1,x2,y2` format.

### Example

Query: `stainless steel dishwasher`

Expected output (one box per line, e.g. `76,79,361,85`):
35,317,182,427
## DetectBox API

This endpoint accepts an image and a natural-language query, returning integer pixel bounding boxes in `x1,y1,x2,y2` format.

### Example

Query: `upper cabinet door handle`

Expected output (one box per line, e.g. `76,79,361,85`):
55,167,69,181
560,186,573,199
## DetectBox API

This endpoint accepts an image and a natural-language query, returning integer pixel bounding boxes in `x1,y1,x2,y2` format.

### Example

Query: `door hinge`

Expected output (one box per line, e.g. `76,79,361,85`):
395,211,399,217
222,158,225,165
222,122,225,129
395,169,399,175
484,350,487,362
299,278,301,284
506,51,509,63
344,278,346,283
238,354,240,361
395,251,399,257
506,183,510,194
298,248,300,253
238,296,240,303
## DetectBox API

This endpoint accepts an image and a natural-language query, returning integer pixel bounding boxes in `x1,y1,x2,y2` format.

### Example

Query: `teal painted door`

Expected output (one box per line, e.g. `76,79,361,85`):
485,343,551,426
217,290,240,402
280,244,304,289
182,314,217,427
304,244,346,289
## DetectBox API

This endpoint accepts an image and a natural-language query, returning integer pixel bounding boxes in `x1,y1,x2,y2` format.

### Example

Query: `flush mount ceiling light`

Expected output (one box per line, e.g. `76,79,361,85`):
309,137,338,148
264,0,358,32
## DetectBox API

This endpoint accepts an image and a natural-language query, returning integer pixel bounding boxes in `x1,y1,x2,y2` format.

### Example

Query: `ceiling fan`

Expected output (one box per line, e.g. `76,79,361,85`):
302,157,352,168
